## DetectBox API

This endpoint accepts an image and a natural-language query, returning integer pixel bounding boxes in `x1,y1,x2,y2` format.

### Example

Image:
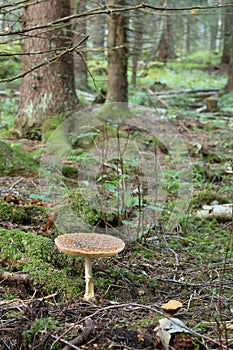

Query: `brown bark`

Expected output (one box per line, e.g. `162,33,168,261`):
131,3,143,87
72,0,88,91
158,11,176,63
92,0,106,56
106,0,128,103
16,0,78,137
224,39,233,92
221,0,233,64
183,16,190,55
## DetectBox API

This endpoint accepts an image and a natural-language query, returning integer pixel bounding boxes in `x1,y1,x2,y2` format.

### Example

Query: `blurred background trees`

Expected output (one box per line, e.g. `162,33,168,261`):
1,0,233,136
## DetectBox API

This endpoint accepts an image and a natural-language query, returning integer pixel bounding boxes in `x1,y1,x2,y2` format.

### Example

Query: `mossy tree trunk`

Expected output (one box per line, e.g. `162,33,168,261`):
106,0,128,103
16,0,78,138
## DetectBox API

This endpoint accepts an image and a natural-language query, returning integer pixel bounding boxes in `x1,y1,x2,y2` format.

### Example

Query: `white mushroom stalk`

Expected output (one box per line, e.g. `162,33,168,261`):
84,256,95,301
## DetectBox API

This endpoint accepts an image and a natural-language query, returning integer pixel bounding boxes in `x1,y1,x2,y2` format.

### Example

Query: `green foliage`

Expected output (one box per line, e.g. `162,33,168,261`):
22,317,59,343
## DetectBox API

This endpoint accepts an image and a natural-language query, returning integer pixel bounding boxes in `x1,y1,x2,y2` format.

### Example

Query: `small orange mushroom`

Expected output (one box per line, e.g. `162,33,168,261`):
160,300,183,315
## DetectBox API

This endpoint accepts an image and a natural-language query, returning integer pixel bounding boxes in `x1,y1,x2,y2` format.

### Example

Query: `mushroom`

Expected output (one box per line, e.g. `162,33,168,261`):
55,233,125,301
160,300,183,315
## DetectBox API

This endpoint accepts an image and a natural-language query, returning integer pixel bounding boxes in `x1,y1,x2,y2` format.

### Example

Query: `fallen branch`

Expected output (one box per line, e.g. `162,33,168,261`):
0,271,29,282
0,178,24,194
48,333,82,350
196,204,233,221
62,318,95,350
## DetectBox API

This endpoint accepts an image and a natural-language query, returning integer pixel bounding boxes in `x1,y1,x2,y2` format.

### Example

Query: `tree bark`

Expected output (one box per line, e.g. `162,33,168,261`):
224,35,233,92
221,0,233,64
106,0,128,103
72,0,89,91
149,1,167,62
158,13,176,63
214,0,223,54
92,0,106,56
131,3,143,87
183,16,190,55
16,0,78,138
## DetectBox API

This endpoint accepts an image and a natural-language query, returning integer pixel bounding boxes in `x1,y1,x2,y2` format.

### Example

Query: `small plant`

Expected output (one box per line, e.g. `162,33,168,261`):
23,317,59,343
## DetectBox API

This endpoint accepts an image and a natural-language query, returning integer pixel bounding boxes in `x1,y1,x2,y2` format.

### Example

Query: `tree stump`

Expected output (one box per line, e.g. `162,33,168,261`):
206,97,218,112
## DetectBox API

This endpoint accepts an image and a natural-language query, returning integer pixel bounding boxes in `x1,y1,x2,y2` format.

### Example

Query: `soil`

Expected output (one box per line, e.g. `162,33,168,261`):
0,102,233,349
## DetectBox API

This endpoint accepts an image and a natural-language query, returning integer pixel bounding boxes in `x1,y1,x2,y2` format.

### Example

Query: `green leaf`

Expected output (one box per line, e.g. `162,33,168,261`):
78,131,100,139
146,205,163,211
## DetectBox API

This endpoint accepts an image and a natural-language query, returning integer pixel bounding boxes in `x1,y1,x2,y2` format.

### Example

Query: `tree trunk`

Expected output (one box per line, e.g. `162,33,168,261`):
106,0,128,103
16,0,78,138
221,0,233,64
158,12,176,63
183,16,190,55
92,0,106,56
131,2,143,87
149,0,167,62
224,35,233,92
214,1,223,54
72,0,89,91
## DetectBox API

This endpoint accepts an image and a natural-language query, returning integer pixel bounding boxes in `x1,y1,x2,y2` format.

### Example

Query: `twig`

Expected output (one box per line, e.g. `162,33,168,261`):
48,333,82,350
0,36,89,83
0,297,27,307
62,318,95,350
1,3,232,38
0,178,24,194
156,276,233,287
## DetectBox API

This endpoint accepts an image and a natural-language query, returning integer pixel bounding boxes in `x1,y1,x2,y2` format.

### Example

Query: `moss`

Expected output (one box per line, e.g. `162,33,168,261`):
41,113,65,141
0,141,38,176
0,229,84,299
191,190,230,209
24,205,47,225
0,202,12,221
69,189,99,226
98,102,132,122
12,206,28,224
0,202,47,225
62,164,79,179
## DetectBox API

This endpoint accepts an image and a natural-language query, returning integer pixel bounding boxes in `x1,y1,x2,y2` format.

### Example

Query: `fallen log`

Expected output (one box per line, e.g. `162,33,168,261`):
196,203,233,221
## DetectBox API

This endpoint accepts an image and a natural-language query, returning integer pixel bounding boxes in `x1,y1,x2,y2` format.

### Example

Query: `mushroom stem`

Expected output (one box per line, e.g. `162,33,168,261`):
84,256,95,301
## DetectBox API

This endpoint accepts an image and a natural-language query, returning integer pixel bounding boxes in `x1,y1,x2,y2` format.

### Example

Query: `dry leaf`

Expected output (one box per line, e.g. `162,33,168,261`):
155,317,190,350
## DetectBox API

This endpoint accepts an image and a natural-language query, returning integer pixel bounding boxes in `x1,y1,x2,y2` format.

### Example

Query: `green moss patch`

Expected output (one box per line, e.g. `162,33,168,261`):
0,201,47,225
0,141,38,176
0,229,84,299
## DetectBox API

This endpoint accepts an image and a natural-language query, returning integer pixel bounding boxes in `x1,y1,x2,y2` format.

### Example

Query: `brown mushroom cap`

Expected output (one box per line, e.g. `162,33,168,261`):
55,233,125,258
160,300,183,314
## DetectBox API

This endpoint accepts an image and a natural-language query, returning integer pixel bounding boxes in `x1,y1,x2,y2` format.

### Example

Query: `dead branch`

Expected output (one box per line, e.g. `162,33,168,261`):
150,87,220,97
1,3,233,38
62,318,95,350
0,177,24,194
0,36,89,83
48,333,82,350
0,271,29,282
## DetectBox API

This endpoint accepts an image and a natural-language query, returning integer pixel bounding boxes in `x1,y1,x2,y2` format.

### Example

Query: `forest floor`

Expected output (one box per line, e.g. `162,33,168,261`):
0,67,233,349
